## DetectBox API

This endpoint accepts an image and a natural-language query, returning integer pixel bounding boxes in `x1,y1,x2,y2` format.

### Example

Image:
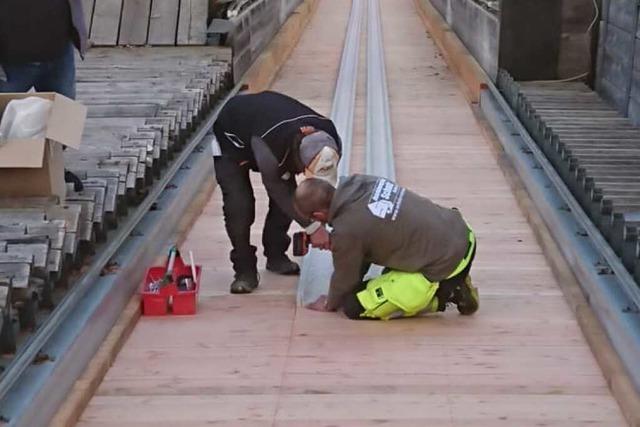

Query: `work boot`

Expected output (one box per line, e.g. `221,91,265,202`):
230,271,259,294
452,276,479,315
266,255,300,275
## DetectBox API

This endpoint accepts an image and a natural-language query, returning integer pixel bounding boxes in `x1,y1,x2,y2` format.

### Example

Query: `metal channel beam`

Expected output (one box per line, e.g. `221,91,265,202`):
490,80,640,310
0,85,242,424
364,0,394,278
297,0,364,306
366,0,395,180
330,0,364,178
480,85,640,391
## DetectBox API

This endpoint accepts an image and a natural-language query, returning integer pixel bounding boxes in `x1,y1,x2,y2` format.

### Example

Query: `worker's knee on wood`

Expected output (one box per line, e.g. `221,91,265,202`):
342,294,365,320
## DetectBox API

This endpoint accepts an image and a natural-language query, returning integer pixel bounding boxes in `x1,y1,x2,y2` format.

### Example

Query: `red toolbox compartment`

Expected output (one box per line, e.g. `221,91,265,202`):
141,252,201,316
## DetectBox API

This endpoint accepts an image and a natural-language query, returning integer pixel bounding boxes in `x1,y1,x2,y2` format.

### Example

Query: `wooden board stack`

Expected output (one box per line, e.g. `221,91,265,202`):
83,0,210,47
0,46,232,356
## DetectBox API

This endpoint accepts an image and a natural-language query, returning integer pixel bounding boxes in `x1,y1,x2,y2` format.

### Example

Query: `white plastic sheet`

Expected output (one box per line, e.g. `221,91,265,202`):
0,97,53,146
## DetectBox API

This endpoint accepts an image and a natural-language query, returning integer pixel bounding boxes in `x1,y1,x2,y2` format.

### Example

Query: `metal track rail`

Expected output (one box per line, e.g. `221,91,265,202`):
485,81,640,312
480,82,640,391
297,0,398,303
364,0,395,279
0,84,242,422
297,0,364,306
365,0,394,180
330,0,364,178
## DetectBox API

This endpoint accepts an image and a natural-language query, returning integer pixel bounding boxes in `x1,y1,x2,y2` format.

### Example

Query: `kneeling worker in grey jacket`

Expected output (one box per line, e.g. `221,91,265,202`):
293,175,479,320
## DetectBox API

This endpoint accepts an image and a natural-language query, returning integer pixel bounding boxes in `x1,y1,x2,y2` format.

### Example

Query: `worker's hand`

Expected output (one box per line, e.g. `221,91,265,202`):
309,226,331,250
306,295,329,312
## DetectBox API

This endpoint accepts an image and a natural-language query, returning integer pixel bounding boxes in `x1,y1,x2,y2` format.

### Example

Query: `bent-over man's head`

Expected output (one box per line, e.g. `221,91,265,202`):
294,178,336,224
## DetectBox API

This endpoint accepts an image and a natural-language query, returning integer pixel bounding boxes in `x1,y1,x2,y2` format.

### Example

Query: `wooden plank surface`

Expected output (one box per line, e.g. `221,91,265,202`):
147,0,180,45
90,0,124,46
118,0,152,45
77,0,626,426
176,0,208,45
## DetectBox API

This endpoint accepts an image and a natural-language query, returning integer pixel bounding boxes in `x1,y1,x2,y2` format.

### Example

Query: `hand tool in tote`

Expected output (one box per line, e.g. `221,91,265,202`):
189,251,197,288
149,246,178,292
177,251,197,291
176,250,199,291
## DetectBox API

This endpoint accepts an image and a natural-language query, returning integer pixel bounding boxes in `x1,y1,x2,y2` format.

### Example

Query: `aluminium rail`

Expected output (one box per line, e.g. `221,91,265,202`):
480,80,640,391
297,0,364,306
365,0,395,180
364,0,395,279
297,0,397,303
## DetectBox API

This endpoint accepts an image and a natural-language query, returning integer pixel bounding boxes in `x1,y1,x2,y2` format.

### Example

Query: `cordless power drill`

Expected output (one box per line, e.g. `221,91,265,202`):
292,232,310,256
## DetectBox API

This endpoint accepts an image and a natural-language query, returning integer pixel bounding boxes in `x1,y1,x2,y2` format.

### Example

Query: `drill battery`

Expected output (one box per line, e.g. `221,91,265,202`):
293,231,310,256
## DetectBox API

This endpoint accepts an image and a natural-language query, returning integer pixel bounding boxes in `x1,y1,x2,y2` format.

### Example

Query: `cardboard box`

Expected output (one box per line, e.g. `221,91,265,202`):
0,93,87,200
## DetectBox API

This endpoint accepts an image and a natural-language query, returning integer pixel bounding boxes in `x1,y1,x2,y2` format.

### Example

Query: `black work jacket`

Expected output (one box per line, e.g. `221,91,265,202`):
213,91,341,174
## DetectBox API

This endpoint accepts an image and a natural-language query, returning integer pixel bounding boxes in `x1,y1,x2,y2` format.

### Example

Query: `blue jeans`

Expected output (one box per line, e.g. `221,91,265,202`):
0,43,76,99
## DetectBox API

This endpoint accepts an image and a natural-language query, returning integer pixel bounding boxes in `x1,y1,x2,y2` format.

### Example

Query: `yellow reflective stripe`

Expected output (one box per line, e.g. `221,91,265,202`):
356,285,382,315
446,227,475,280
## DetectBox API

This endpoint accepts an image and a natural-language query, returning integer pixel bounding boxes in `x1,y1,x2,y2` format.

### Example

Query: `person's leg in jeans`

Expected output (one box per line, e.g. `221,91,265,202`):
262,175,298,274
0,62,43,93
214,155,258,293
37,43,76,99
1,43,75,96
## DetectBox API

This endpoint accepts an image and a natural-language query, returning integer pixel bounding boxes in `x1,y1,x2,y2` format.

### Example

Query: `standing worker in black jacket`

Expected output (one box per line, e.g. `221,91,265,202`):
212,91,342,294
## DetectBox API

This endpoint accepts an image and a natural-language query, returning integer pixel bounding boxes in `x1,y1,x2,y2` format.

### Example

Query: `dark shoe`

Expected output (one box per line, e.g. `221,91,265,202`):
266,256,300,275
64,170,84,192
230,272,259,294
451,276,479,315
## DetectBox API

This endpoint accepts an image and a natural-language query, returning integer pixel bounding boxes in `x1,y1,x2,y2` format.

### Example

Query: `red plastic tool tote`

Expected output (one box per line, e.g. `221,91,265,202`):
141,248,201,316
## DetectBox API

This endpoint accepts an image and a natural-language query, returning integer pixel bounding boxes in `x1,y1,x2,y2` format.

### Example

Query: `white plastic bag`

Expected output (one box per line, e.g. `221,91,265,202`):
0,97,53,146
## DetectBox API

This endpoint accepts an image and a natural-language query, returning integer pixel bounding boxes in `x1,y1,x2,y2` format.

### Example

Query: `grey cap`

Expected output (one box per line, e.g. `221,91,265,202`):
299,131,339,166
299,131,340,186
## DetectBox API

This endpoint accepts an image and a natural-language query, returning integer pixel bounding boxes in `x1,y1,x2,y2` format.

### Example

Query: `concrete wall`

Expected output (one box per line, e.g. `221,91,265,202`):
596,0,640,124
499,0,563,80
224,0,303,82
559,0,597,79
430,0,595,82
430,0,500,79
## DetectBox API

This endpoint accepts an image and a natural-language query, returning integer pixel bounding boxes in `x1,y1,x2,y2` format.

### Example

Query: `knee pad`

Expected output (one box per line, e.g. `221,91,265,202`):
357,271,440,320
